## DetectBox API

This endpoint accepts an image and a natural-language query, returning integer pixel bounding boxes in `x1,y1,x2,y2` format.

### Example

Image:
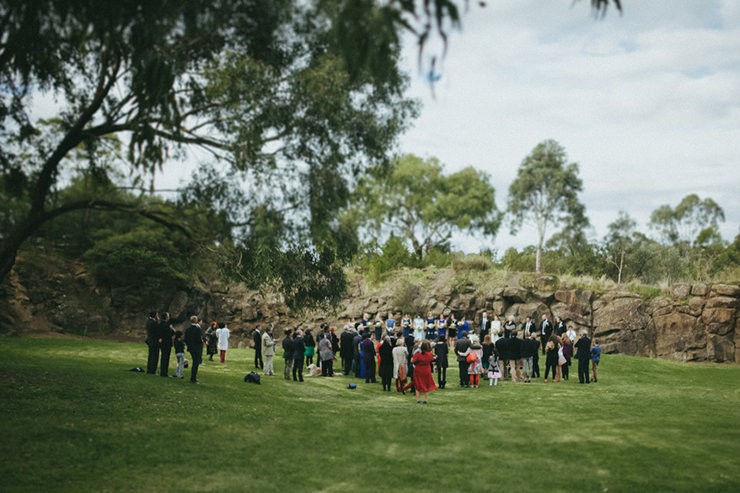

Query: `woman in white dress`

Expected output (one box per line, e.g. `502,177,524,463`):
392,338,409,393
491,315,502,342
216,322,230,363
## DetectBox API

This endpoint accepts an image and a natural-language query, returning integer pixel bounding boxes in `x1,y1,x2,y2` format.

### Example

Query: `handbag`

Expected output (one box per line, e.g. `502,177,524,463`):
466,351,477,363
558,347,566,365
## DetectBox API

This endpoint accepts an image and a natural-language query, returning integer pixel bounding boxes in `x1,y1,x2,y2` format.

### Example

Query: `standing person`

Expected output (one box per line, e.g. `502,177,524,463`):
340,326,355,376
401,314,412,338
479,311,490,340
216,322,230,363
481,334,494,376
463,343,484,388
591,339,601,383
385,313,396,338
491,315,502,341
156,312,174,377
457,316,469,340
360,313,371,335
425,312,436,341
455,331,472,388
262,324,276,376
413,314,425,341
392,339,409,393
434,336,449,388
205,322,218,362
544,334,561,383
173,331,186,379
531,332,541,378
378,336,394,391
372,314,383,342
353,329,363,378
555,316,566,337
318,332,334,377
561,334,573,381
521,316,535,339
292,329,305,382
487,346,502,386
282,329,295,380
304,329,315,368
503,316,516,339
520,331,538,383
362,334,377,383
566,326,577,347
495,334,509,381
253,324,263,370
540,314,553,355
412,341,438,404
329,326,340,358
447,314,458,348
404,332,416,364
574,330,592,384
436,314,448,339
184,316,204,384
507,329,522,383
145,311,159,375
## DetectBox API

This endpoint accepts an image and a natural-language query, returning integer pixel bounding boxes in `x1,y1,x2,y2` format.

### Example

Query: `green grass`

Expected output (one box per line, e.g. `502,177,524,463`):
2,338,740,492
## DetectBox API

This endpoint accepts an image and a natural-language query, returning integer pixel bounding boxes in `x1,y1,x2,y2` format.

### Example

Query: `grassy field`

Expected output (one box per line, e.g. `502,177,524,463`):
1,338,739,492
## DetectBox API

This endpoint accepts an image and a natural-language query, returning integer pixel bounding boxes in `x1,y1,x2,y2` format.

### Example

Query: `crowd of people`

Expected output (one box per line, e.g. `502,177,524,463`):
144,310,603,397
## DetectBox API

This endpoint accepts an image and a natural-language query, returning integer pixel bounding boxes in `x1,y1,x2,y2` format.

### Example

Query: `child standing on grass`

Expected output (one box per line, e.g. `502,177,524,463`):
468,344,483,388
488,346,502,386
174,331,185,379
591,339,601,383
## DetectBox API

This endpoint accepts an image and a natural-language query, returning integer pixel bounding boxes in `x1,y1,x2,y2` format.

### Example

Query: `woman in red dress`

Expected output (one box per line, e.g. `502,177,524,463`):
412,340,438,404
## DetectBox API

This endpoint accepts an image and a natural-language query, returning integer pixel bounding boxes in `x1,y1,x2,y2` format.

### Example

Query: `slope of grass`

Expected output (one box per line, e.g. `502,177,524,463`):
1,338,739,492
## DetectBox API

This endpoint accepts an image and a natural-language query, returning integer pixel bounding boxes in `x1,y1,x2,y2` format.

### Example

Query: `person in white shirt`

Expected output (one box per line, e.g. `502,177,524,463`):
216,322,230,363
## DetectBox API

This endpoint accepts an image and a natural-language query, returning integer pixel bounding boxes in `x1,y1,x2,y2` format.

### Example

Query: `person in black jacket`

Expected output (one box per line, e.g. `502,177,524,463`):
183,316,204,384
378,336,394,391
574,330,592,384
352,330,363,378
253,325,263,369
455,331,472,388
145,311,159,375
434,336,449,388
156,312,174,377
539,315,553,355
554,316,566,337
340,326,355,376
495,336,509,381
507,329,522,382
520,331,539,383
282,329,294,380
292,330,306,382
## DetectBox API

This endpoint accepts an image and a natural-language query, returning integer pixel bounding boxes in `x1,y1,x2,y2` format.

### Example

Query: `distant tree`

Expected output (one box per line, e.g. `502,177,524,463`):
649,194,725,250
507,140,586,273
348,154,502,259
604,211,637,284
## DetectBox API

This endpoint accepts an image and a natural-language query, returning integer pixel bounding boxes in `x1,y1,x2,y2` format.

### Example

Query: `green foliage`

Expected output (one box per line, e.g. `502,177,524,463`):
420,245,452,269
507,140,587,272
649,194,725,247
628,283,663,303
347,154,502,259
85,228,192,306
451,253,493,272
501,246,536,272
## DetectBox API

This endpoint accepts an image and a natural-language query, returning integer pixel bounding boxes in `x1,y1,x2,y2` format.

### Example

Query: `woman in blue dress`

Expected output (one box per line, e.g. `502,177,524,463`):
425,312,437,340
401,314,412,338
436,314,448,339
373,314,383,341
457,316,469,340
385,312,396,337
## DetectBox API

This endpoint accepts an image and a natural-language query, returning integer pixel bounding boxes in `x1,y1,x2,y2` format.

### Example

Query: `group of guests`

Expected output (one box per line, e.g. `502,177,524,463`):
145,312,216,384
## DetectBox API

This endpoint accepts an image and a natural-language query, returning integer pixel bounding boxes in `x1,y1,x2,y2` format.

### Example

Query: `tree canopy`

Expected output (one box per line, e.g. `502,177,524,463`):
507,140,586,273
347,154,502,259
649,194,725,249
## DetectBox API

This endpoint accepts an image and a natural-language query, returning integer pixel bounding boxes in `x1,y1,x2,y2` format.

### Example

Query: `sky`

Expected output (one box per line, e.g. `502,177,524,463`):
396,0,740,254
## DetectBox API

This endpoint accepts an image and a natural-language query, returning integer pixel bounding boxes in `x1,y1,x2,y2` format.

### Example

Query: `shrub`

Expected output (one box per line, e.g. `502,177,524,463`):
452,253,492,272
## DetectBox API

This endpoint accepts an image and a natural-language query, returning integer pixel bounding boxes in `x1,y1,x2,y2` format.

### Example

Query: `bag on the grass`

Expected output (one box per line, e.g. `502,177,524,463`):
347,383,357,389
126,367,145,372
244,372,261,384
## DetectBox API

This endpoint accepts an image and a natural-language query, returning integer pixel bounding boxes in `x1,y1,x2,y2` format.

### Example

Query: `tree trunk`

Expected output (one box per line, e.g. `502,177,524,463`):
536,235,543,273
0,211,45,284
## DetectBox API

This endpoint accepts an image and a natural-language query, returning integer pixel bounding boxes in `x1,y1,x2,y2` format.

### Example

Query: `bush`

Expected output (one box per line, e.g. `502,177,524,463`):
452,253,492,272
85,228,192,306
628,283,663,303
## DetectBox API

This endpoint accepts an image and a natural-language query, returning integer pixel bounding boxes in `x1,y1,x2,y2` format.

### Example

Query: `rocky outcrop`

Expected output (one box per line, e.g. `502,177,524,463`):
2,254,739,364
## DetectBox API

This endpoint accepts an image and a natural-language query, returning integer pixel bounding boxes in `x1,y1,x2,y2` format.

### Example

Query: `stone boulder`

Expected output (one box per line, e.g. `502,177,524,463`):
167,290,190,322
711,284,740,297
504,302,550,325
652,310,705,361
707,334,735,362
691,283,711,296
592,297,650,337
671,283,691,301
502,287,529,304
702,308,736,325
688,297,706,316
705,296,740,309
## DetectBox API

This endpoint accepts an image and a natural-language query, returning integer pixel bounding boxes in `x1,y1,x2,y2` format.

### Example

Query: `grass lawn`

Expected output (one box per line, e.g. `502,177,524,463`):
1,338,739,492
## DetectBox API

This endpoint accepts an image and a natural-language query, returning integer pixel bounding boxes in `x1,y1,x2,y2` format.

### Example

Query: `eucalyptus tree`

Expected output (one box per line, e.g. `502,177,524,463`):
507,140,586,273
649,194,725,249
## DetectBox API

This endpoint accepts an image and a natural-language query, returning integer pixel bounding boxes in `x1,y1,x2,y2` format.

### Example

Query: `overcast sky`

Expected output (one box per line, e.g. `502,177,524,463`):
398,0,740,254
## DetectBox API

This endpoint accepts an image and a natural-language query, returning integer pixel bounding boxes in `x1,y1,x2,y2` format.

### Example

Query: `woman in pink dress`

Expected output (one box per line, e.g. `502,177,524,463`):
412,340,438,404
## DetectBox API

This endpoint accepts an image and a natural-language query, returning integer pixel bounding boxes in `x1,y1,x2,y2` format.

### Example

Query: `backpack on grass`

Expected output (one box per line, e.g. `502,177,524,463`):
244,372,261,384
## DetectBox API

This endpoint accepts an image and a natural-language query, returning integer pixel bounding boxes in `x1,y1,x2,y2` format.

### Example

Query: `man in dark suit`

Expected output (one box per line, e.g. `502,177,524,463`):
479,311,490,340
157,312,174,377
455,331,472,388
184,315,204,384
253,325,263,369
554,316,566,337
522,316,536,339
508,329,522,382
495,336,509,381
292,330,305,382
539,314,553,355
353,330,363,378
145,311,159,375
574,330,592,384
282,329,294,380
340,326,355,376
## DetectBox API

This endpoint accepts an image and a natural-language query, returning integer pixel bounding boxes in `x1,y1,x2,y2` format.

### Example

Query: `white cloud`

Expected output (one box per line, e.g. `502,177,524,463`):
399,0,740,251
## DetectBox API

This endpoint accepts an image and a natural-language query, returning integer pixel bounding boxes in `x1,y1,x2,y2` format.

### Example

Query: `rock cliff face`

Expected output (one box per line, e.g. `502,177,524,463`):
1,257,738,364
